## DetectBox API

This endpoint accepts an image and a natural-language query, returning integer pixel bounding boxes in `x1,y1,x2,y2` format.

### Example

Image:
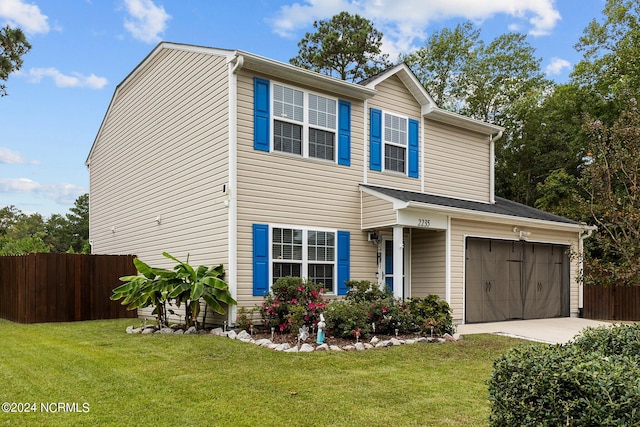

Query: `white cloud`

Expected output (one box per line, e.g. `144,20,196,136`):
0,147,39,165
0,178,87,205
269,0,562,57
122,0,171,43
26,67,108,89
0,0,49,34
545,57,571,76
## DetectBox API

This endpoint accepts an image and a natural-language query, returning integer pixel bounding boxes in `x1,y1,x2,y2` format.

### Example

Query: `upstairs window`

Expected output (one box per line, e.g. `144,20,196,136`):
273,84,337,161
384,113,407,173
253,77,351,166
369,107,419,178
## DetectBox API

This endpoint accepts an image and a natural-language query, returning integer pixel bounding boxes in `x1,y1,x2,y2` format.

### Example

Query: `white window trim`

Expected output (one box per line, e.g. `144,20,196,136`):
271,81,339,162
382,110,409,174
269,224,338,294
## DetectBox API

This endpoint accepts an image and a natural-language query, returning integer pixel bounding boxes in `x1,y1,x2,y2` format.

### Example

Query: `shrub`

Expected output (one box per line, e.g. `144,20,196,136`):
325,300,372,338
258,277,328,334
408,295,455,336
345,280,391,303
572,323,640,357
368,296,415,335
235,306,255,331
488,325,640,426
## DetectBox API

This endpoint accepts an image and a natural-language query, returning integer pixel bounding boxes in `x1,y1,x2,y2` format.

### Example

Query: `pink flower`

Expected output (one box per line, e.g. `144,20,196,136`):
311,290,318,298
382,307,387,314
308,302,315,310
291,298,297,304
298,286,304,292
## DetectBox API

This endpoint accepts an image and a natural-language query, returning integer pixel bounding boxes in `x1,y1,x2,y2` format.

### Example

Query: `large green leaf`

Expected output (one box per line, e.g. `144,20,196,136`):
191,281,204,300
202,294,225,314
133,257,155,279
211,287,237,305
201,276,229,290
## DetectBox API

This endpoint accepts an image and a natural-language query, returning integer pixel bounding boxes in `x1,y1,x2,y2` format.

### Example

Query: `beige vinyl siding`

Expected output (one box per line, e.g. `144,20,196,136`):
367,75,422,191
424,119,491,203
361,192,396,229
89,48,230,274
234,70,377,308
410,229,446,298
449,218,580,323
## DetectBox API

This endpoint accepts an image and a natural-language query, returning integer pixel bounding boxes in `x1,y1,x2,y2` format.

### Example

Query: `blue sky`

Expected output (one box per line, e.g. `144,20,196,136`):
1,0,606,217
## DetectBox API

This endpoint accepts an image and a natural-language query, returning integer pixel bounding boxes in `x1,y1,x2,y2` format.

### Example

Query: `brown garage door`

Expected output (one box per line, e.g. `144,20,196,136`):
465,238,570,323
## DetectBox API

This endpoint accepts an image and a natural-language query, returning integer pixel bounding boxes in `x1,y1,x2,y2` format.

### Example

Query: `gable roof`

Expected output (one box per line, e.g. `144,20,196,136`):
360,184,585,229
360,63,503,136
86,42,378,166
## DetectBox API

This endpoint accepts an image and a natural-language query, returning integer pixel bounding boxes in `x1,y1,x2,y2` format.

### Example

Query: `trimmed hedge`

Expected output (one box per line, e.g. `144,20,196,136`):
488,324,640,426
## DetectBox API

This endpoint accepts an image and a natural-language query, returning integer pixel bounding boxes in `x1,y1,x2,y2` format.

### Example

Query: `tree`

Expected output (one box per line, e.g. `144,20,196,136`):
573,0,640,104
495,84,597,207
0,25,31,97
405,24,551,205
403,22,479,110
43,194,89,253
579,97,640,287
289,11,391,82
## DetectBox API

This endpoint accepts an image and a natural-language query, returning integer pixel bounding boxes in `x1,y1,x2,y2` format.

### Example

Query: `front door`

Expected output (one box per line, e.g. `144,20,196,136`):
383,239,406,294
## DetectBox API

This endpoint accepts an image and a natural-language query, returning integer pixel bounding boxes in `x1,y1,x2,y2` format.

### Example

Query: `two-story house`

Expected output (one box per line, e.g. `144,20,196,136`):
86,42,593,325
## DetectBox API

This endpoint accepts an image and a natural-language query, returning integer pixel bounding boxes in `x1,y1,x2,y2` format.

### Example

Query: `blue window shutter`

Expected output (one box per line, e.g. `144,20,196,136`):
338,100,351,166
252,224,269,296
408,118,419,178
369,108,382,171
253,77,270,152
337,230,350,295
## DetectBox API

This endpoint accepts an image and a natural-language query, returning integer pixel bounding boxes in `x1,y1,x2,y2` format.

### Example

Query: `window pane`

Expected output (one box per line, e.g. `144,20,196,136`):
274,85,303,122
385,144,406,173
272,227,302,260
308,128,335,161
384,113,407,145
273,263,302,284
307,231,335,262
274,121,302,155
308,264,334,292
309,94,336,129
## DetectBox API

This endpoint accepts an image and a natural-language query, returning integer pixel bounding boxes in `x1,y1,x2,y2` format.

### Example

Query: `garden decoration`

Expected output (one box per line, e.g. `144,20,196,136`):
316,314,326,344
298,325,309,345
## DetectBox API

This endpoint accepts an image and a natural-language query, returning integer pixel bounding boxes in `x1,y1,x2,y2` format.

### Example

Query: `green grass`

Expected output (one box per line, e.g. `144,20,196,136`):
0,319,527,427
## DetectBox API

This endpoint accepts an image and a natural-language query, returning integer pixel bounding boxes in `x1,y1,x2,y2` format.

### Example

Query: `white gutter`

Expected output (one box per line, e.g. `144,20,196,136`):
578,225,596,312
489,130,503,204
226,54,242,323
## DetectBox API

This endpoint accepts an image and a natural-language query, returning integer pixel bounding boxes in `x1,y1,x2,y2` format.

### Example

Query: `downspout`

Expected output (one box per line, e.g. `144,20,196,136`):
578,225,595,316
226,53,243,324
489,130,503,204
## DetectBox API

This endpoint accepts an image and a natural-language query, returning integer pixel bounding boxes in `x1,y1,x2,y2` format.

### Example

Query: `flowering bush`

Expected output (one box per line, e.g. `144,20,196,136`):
325,300,371,338
259,277,328,334
368,297,415,335
408,295,454,336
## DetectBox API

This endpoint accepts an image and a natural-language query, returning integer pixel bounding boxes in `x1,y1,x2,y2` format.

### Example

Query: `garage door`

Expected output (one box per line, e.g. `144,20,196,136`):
465,238,570,323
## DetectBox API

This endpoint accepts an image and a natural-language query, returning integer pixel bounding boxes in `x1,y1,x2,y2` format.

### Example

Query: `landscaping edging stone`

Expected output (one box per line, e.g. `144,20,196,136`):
125,325,463,351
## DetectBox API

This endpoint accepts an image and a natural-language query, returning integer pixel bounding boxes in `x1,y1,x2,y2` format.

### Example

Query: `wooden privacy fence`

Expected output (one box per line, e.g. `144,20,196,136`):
583,284,640,321
0,253,138,323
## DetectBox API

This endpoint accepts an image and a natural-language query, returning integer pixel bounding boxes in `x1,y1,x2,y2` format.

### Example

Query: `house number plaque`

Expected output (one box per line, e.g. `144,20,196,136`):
398,210,447,230
417,218,431,227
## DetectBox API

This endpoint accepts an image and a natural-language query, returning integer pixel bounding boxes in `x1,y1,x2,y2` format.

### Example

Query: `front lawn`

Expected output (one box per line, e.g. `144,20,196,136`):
0,319,526,426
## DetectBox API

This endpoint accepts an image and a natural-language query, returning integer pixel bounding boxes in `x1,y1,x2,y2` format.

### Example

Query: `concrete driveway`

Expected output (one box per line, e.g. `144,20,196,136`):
456,317,612,344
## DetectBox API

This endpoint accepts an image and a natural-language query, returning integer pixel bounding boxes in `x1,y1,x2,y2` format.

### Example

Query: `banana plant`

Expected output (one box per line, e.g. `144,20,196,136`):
163,252,236,329
111,253,236,329
111,257,178,327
